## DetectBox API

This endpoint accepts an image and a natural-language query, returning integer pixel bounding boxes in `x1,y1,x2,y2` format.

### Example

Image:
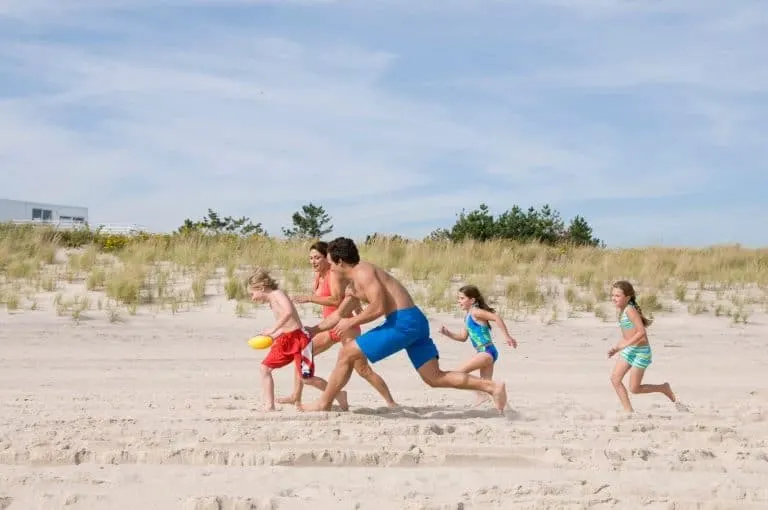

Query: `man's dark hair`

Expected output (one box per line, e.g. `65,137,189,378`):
327,237,360,265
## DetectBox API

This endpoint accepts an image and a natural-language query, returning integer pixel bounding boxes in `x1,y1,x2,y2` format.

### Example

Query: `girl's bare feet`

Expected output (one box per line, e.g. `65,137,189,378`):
662,382,676,402
491,382,507,414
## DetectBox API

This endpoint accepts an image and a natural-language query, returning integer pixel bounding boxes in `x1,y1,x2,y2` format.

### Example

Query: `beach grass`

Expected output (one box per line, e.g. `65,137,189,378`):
1,224,766,323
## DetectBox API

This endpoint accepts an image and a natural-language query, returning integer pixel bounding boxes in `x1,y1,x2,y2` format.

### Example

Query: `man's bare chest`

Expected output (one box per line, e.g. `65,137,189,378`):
344,281,368,303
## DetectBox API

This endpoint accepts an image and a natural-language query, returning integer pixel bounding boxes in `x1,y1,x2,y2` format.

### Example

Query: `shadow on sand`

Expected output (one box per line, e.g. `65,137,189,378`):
352,404,522,421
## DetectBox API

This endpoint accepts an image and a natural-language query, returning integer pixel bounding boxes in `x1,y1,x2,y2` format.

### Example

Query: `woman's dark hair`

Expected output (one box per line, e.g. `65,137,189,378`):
309,240,328,257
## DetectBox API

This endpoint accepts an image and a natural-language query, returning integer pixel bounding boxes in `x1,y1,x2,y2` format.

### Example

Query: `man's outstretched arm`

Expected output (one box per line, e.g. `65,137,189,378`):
308,294,360,333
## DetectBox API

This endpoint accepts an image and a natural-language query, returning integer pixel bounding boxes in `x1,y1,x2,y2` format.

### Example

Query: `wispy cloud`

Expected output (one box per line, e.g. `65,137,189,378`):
1,0,766,245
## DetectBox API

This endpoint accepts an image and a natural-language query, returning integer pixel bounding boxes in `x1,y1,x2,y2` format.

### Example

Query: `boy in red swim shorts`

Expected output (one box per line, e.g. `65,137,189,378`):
248,268,347,411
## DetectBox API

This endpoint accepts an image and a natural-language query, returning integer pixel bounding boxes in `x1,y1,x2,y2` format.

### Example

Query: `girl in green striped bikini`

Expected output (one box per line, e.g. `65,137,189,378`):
608,281,677,413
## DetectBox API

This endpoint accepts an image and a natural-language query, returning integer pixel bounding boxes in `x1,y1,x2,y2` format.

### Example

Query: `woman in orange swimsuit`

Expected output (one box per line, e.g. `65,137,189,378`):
294,241,397,407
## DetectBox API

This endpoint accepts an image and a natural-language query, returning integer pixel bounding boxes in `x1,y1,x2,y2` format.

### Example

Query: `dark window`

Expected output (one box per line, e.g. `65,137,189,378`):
73,217,85,222
32,208,42,219
42,210,52,221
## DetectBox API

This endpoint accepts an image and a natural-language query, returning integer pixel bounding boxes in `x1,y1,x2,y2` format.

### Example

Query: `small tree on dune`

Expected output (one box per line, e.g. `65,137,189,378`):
565,215,603,247
177,209,265,236
282,203,334,239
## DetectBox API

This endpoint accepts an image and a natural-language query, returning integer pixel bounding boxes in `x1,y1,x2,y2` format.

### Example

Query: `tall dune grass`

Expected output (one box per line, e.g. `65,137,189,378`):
1,224,766,323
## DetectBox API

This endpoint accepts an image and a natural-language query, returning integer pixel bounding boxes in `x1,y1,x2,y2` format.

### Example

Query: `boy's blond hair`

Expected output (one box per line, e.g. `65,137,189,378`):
248,268,279,290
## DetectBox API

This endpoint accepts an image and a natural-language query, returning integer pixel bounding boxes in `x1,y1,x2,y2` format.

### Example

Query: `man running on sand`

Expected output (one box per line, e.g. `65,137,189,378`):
299,237,508,413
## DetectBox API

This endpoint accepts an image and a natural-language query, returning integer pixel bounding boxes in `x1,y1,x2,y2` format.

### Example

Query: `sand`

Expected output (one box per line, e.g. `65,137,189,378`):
1,291,768,510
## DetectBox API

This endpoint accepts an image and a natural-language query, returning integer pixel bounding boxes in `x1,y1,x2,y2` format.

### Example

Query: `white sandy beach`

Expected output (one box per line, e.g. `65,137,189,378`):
1,290,767,509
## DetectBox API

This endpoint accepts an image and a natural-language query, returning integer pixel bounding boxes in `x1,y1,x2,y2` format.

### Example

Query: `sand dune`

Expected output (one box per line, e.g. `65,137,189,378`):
1,292,767,509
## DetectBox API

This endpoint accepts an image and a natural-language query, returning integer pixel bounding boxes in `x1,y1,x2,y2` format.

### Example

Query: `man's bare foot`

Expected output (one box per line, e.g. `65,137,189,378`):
277,395,297,404
298,399,333,412
386,401,400,409
491,382,507,414
662,382,676,402
262,404,276,412
472,389,489,404
336,390,349,411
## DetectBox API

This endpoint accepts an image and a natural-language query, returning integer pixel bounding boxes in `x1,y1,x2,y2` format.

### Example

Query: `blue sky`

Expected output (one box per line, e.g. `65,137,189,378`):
1,0,766,247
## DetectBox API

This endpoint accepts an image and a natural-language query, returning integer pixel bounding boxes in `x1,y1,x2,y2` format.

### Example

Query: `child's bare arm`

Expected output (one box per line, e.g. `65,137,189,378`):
473,308,518,347
439,325,468,342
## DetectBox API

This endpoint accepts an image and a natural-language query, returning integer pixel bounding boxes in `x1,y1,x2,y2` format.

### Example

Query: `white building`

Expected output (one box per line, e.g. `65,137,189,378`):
0,198,89,227
0,198,153,235
97,223,151,235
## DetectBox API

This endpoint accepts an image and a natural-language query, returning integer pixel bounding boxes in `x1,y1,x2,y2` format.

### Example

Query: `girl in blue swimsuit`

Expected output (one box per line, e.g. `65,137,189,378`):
608,280,678,413
440,285,518,406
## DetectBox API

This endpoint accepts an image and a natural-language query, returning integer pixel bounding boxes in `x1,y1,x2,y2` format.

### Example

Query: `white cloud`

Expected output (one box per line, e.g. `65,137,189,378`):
1,36,435,224
1,0,766,245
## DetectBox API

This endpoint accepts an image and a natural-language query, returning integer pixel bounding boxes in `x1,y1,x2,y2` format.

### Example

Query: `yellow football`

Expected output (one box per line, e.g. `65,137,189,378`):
247,335,273,350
